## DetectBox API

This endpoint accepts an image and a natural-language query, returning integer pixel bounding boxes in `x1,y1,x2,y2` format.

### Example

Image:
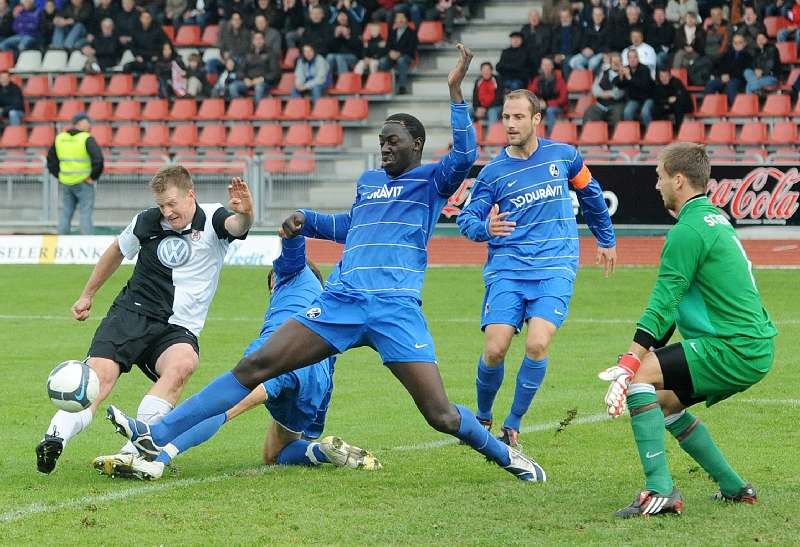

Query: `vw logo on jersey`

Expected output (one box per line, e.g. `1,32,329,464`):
157,236,192,268
549,163,559,178
306,307,322,319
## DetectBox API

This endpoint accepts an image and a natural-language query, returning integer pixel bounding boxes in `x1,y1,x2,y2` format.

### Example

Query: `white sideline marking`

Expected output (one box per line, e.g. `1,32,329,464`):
740,398,800,406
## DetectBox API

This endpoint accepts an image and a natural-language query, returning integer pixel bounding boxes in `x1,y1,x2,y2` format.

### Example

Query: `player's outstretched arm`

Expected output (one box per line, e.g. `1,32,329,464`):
72,240,124,321
272,235,308,280
282,208,352,243
224,177,254,237
225,384,268,421
448,42,474,103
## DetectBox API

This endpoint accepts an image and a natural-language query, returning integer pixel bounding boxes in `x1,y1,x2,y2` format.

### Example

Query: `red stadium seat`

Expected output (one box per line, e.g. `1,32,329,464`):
696,94,728,117
610,121,641,145
764,16,787,38
706,121,735,145
169,99,197,121
105,74,134,96
670,67,688,87
227,125,254,147
262,156,286,173
90,124,113,147
197,124,226,147
112,124,142,147
309,97,340,120
226,98,254,120
768,121,798,145
362,72,392,94
254,97,282,120
114,99,142,121
578,121,608,145
566,69,593,93
51,74,78,97
567,95,595,119
196,98,225,120
676,120,706,142
86,100,113,121
254,124,284,147
314,123,343,147
328,72,361,95
134,74,159,96
362,22,388,42
27,125,54,148
175,25,202,46
281,47,300,70
729,94,759,117
761,93,791,117
483,121,507,146
57,99,85,122
282,97,311,120
140,124,168,147
738,122,768,145
471,121,484,144
77,74,105,96
142,99,168,121
642,120,673,145
171,124,198,147
286,151,316,173
417,21,444,44
272,72,295,95
162,25,175,43
201,24,219,46
776,41,798,64
0,51,13,71
284,123,313,147
23,75,49,97
339,97,368,121
1,126,27,147
784,68,800,90
549,121,578,144
27,99,57,122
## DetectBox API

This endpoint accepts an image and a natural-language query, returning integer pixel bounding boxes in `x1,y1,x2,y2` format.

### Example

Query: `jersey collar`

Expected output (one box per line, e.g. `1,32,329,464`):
677,194,707,218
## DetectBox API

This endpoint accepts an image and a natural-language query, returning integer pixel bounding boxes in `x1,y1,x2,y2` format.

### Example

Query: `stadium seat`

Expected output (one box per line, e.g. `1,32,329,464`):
106,74,134,96
362,71,392,94
112,124,142,147
170,124,198,147
41,50,68,73
226,98,254,120
761,94,791,117
0,51,13,71
262,156,286,173
566,69,593,93
140,124,168,147
254,97,282,120
272,72,295,95
227,125,254,147
706,121,735,145
197,124,226,147
57,99,85,122
729,94,759,117
738,121,768,145
471,122,484,144
642,120,673,145
483,121,507,146
282,97,311,120
339,97,368,121
13,50,42,72
578,121,608,145
669,67,688,87
23,75,49,97
314,123,343,147
286,151,316,173
764,16,786,38
27,99,57,122
676,120,706,142
196,98,225,120
309,97,340,120
134,74,158,96
66,50,88,72
328,72,361,95
86,100,113,121
141,99,168,121
175,25,202,46
783,67,800,91
114,99,142,121
795,96,800,115
162,25,175,42
776,42,798,64
768,121,798,145
28,125,54,147
549,121,578,144
281,47,300,70
567,95,595,119
610,121,641,145
254,124,284,147
363,22,388,42
285,123,313,147
90,124,113,147
1,126,27,147
169,99,198,121
696,94,728,117
51,74,78,97
417,21,444,44
202,48,221,63
201,24,219,46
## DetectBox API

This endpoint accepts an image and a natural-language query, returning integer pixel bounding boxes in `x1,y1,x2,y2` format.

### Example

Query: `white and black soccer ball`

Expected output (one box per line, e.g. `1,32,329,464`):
46,360,100,412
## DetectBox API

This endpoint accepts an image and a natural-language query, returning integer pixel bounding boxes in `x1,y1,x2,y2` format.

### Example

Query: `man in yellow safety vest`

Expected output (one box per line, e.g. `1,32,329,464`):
47,112,105,235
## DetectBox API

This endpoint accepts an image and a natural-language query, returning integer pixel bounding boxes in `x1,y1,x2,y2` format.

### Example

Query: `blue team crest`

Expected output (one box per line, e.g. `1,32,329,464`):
549,163,559,178
306,307,322,319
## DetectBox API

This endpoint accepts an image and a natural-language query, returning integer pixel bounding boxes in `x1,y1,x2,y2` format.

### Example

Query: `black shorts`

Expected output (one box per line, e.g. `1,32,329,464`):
655,342,705,407
88,305,199,382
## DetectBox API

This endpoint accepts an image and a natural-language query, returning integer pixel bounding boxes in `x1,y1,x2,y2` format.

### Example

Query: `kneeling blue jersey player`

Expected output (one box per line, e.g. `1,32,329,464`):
107,44,547,483
94,235,380,480
457,89,617,448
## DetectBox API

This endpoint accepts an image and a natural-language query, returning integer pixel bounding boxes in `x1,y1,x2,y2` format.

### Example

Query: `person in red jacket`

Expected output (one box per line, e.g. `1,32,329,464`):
528,56,568,134
471,61,503,126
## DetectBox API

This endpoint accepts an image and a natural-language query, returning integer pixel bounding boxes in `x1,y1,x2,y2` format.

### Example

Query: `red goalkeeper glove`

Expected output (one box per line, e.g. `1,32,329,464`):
598,352,641,418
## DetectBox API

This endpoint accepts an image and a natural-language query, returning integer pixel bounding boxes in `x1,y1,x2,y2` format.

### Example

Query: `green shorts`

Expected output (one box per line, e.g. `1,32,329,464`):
681,336,774,406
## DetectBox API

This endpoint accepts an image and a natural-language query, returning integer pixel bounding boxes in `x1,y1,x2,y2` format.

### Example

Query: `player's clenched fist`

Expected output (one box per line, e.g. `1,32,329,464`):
72,296,92,321
280,211,306,239
598,352,641,418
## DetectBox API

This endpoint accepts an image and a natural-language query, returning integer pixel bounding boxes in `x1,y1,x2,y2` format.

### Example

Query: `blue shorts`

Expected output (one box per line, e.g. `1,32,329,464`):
263,358,335,439
481,277,574,331
292,290,437,364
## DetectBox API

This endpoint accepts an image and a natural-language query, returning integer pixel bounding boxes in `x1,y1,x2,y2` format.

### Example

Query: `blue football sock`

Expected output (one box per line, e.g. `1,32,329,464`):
276,440,330,466
455,404,510,467
154,413,227,465
150,372,249,445
476,357,504,421
504,357,548,432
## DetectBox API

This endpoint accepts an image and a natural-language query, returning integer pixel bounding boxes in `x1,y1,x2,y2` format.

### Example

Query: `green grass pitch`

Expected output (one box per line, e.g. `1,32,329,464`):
1,264,798,544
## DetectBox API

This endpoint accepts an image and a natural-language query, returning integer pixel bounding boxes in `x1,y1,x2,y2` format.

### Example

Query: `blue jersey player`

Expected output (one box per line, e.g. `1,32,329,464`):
94,236,380,480
107,44,547,482
457,89,617,449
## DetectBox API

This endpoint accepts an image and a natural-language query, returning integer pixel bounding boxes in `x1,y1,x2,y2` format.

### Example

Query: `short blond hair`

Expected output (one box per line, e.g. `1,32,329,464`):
150,165,194,194
658,142,710,191
504,89,542,116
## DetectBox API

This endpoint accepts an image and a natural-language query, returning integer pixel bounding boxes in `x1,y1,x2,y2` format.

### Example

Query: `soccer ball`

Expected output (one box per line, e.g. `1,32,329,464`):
46,360,100,412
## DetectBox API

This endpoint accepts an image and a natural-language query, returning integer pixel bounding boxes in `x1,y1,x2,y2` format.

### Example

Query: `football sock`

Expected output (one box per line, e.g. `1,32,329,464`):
503,356,548,432
455,404,511,466
476,356,504,421
121,395,174,455
276,440,330,466
150,372,249,446
46,408,93,447
154,413,227,465
665,410,746,496
627,383,673,495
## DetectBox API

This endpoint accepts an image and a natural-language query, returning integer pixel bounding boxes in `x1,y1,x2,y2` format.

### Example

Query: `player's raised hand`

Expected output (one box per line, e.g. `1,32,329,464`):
279,211,306,239
596,245,617,277
448,43,473,102
598,352,641,418
228,177,253,215
72,296,92,321
487,203,515,237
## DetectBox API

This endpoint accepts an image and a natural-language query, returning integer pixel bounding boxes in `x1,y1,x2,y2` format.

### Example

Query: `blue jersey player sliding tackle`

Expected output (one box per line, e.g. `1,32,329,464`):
106,43,547,482
457,89,617,450
94,235,380,480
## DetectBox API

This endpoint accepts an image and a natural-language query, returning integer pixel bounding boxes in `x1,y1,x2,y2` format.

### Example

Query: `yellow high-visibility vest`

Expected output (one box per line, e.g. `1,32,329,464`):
55,131,91,185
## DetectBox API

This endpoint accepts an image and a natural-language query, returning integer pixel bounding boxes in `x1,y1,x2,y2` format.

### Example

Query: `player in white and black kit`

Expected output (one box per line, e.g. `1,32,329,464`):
36,165,253,474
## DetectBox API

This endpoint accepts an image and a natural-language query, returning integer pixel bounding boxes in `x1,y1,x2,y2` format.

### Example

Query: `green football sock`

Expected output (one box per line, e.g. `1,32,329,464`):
627,385,673,495
665,411,746,496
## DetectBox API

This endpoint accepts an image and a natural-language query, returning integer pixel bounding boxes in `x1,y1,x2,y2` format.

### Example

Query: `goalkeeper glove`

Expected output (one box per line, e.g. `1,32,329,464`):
598,352,641,418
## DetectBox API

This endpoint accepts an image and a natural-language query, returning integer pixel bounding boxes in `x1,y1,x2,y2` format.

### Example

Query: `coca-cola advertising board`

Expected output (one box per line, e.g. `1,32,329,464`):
440,164,800,226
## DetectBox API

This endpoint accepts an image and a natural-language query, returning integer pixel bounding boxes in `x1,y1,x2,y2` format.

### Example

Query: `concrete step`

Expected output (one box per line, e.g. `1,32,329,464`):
482,1,541,24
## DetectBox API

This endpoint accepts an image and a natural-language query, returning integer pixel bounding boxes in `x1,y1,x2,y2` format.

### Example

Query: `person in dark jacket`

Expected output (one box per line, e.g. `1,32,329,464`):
646,7,674,68
568,6,609,74
0,0,14,41
377,10,418,94
81,17,122,72
520,8,552,61
496,31,531,92
89,0,117,36
550,8,582,78
154,41,186,98
48,113,104,235
230,30,281,102
615,48,655,125
302,5,334,56
471,61,502,125
528,56,568,131
652,66,693,128
743,31,781,93
326,9,362,75
0,0,42,55
0,70,24,125
583,52,626,127
116,0,139,48
704,33,752,104
123,11,168,74
51,0,93,50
